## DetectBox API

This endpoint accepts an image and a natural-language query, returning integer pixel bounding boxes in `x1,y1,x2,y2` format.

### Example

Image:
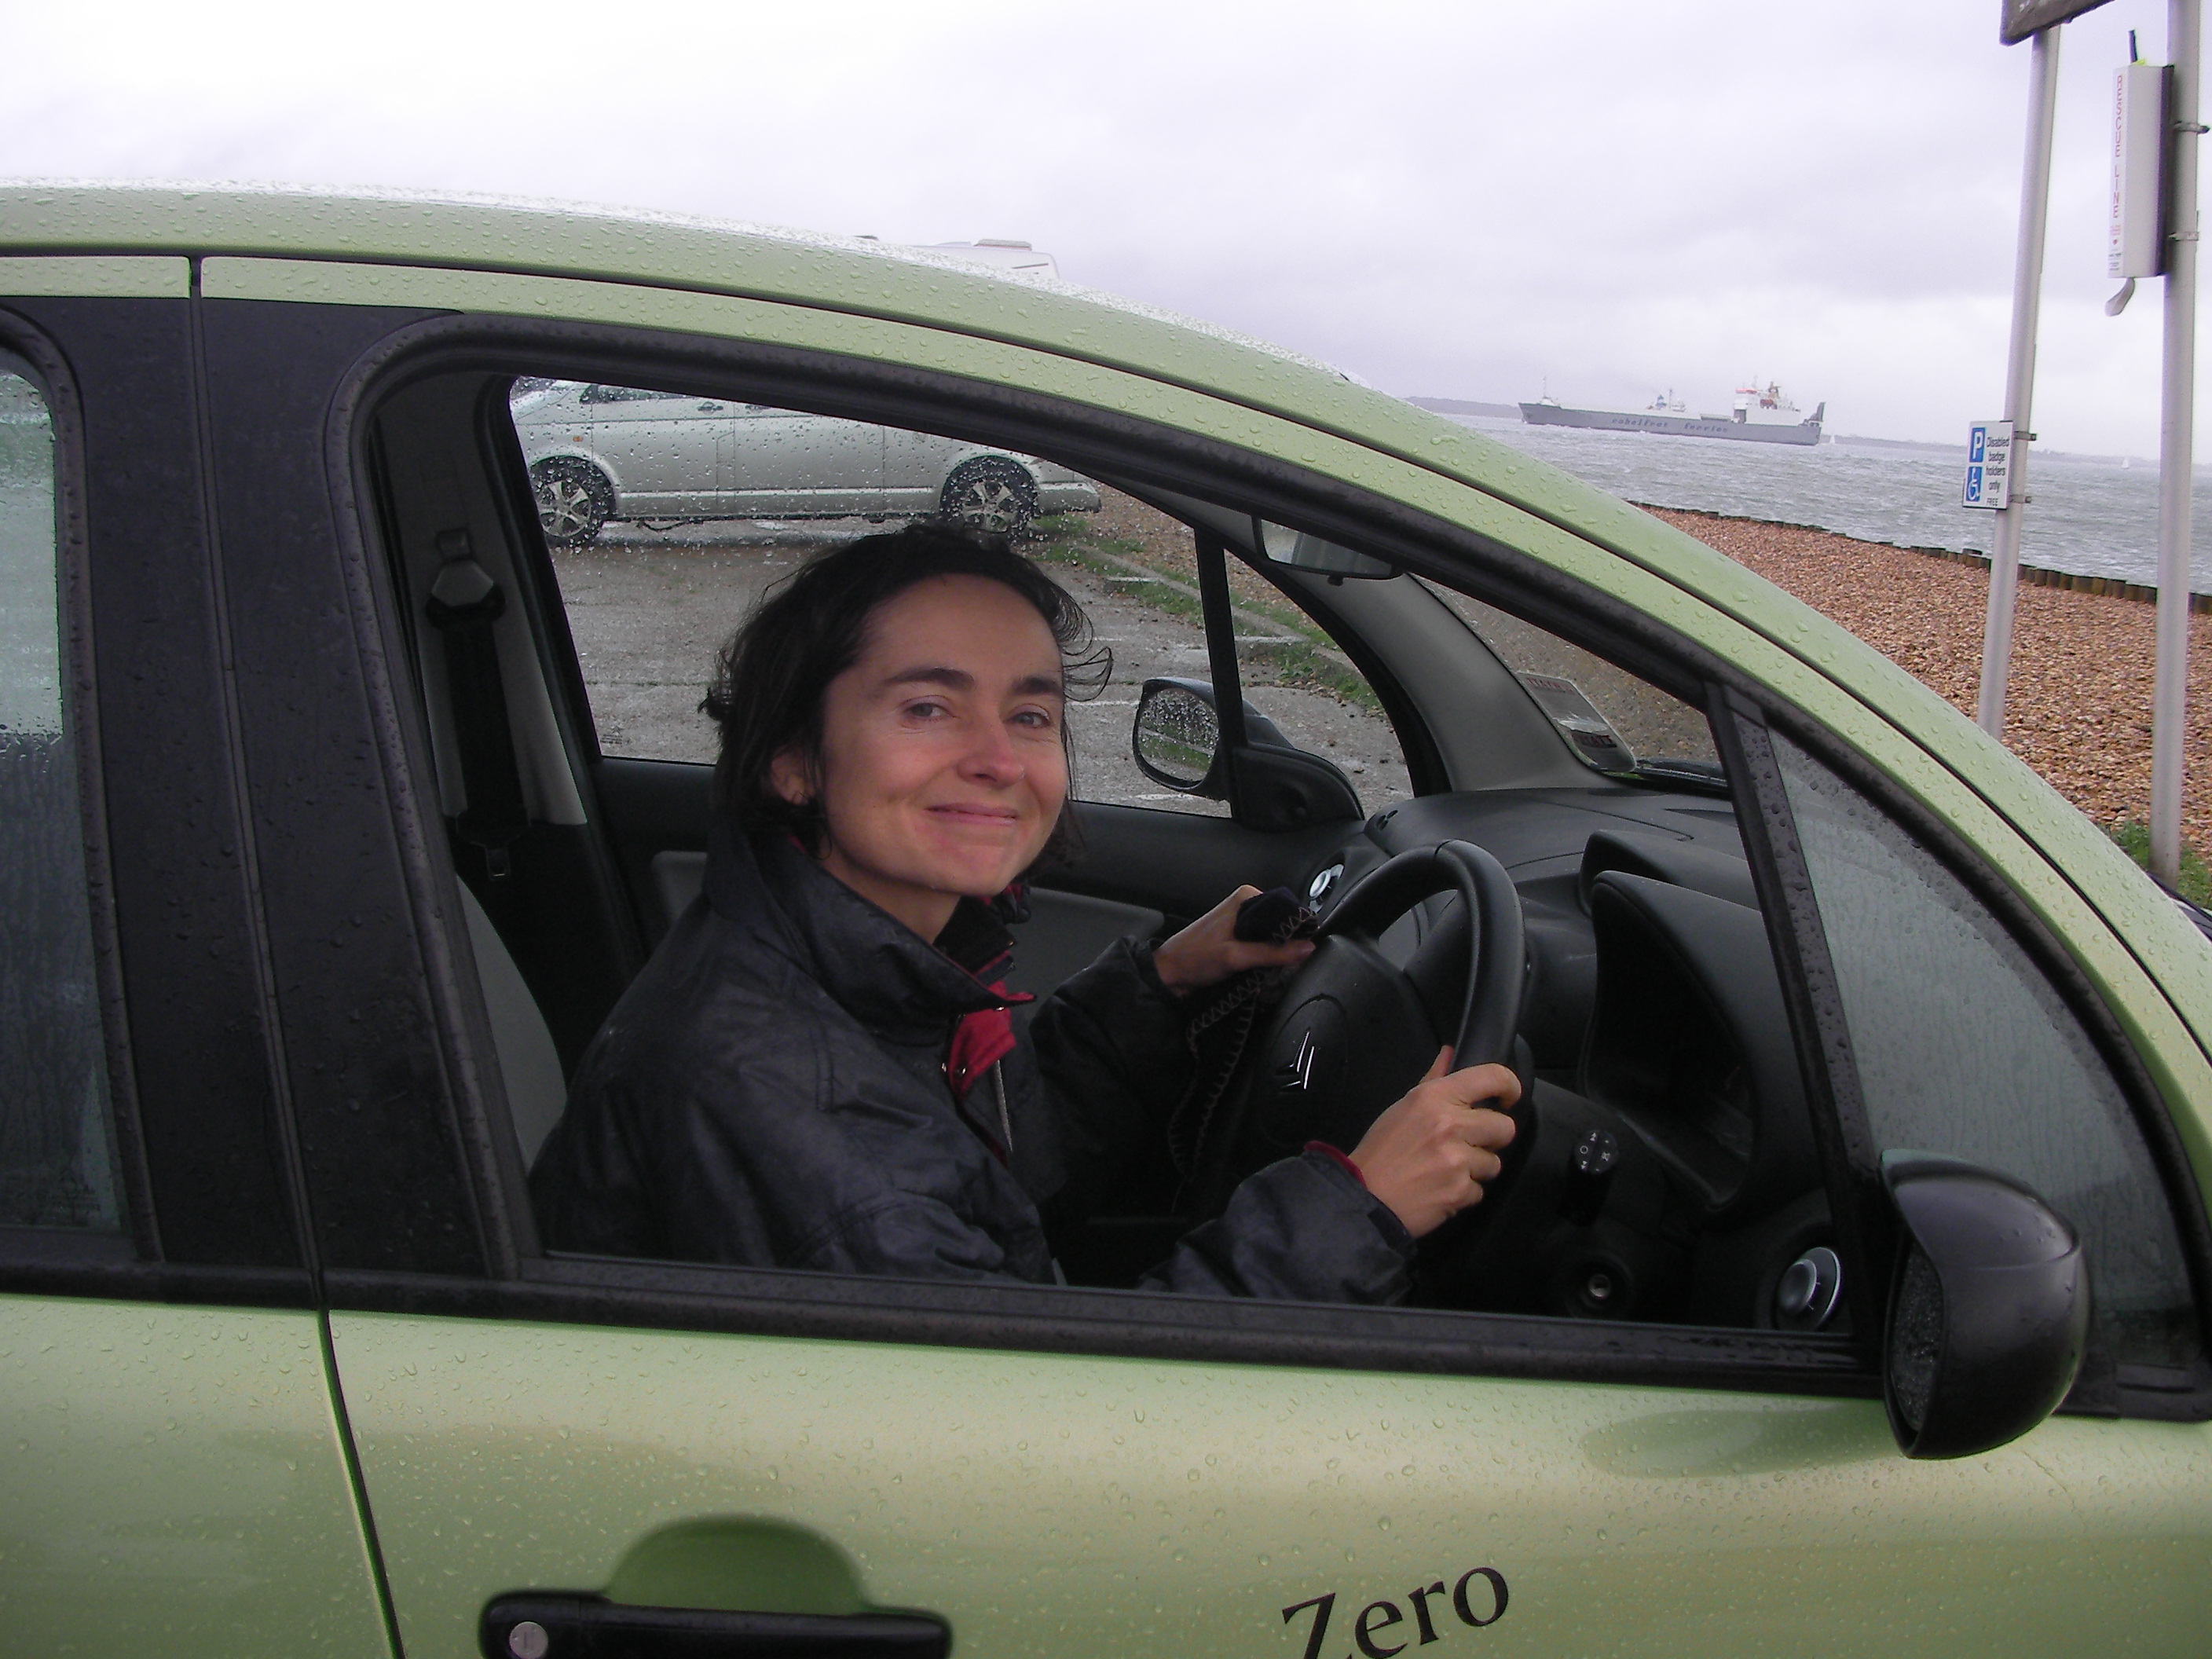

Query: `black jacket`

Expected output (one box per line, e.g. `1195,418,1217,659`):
530,825,1413,1300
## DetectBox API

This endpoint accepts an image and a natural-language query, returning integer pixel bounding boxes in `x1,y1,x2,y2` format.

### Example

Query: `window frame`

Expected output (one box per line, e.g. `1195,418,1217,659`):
319,306,2207,1410
0,295,323,1304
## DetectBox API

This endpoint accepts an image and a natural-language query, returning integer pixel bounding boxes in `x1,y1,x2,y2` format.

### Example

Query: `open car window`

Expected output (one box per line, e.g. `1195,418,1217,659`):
507,379,1412,820
343,363,1839,1346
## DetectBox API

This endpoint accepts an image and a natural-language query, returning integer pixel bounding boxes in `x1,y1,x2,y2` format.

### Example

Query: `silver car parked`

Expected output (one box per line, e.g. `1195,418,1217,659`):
512,380,1101,544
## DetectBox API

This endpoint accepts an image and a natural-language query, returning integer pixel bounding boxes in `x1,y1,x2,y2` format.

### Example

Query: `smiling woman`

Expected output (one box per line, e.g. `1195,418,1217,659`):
701,522,1104,921
527,522,1521,1293
769,575,1073,939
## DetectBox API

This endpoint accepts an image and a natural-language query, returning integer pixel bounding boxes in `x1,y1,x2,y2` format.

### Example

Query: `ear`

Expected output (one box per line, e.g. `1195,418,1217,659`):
768,746,815,807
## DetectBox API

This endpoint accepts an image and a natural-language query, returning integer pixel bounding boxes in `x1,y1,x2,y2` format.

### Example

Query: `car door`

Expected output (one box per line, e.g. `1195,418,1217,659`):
186,284,2212,1657
878,424,969,515
0,284,390,1656
584,383,732,518
724,404,884,518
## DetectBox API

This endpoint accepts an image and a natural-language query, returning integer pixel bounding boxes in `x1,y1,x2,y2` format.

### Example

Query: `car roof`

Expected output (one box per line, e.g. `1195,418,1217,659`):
0,187,1983,696
0,183,1760,573
0,188,1905,630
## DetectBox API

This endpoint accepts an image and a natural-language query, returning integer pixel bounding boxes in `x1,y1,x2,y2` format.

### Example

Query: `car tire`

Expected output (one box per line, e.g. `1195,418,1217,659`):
531,456,616,547
939,457,1038,539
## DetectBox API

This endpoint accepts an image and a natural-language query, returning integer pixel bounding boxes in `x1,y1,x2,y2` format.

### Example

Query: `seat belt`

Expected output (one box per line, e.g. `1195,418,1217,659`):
424,526,529,881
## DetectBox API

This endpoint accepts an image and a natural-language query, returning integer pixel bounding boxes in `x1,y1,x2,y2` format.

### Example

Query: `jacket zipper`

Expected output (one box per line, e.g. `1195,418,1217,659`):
991,1060,1013,1155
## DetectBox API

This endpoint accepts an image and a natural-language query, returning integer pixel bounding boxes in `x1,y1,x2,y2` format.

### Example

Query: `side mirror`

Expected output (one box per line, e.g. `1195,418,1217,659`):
1131,680,1227,797
1881,1151,2089,1459
1130,678,1302,799
1130,678,1364,831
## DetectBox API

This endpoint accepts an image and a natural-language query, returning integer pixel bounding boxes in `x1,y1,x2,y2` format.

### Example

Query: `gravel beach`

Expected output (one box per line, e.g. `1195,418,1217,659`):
1647,507,2212,855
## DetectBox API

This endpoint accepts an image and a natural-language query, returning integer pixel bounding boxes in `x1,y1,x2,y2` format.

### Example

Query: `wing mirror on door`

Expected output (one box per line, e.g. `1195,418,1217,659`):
1881,1151,2089,1459
1130,678,1362,831
1131,679,1228,796
1130,677,1306,798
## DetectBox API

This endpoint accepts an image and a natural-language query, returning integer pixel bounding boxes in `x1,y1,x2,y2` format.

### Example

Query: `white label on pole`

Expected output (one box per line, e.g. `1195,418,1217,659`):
2110,60,2168,280
1963,420,2014,510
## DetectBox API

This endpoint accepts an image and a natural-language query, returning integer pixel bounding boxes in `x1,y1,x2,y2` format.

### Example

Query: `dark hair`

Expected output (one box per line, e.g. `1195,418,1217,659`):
704,520,1110,865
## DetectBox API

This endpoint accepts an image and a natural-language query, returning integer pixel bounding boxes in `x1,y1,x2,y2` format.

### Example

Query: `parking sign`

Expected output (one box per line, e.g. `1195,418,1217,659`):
1964,419,2014,509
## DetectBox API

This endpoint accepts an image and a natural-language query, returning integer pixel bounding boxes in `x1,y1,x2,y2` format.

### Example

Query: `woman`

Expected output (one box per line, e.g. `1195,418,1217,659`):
530,522,1518,1299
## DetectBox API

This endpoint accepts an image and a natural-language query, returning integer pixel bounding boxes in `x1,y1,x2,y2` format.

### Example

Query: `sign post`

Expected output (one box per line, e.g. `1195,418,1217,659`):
2151,0,2201,886
1976,20,2067,738
1979,4,2119,736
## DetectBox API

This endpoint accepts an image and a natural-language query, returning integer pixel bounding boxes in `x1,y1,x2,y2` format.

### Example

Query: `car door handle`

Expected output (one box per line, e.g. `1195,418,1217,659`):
482,1593,948,1658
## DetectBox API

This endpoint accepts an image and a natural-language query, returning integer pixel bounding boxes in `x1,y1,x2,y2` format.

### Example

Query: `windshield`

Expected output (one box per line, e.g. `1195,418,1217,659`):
1422,581,1722,779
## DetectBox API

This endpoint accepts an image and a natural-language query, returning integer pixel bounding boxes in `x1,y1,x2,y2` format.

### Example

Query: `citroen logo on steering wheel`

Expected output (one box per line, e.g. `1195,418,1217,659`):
1274,1028,1319,1093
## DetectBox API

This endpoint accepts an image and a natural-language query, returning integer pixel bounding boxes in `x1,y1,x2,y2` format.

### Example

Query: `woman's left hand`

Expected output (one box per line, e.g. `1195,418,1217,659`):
1152,885,1317,995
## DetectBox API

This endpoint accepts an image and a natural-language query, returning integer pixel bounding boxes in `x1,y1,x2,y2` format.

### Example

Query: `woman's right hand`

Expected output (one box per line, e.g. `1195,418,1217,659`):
1346,1046,1521,1238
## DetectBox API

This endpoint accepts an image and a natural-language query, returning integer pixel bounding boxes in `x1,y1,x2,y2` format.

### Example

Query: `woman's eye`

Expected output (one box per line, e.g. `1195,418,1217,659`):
903,700,950,721
1013,708,1059,731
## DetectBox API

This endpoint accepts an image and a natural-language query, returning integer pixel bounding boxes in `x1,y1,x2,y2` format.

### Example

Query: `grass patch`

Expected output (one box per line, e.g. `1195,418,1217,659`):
2108,820,2212,907
1027,515,1382,715
1236,638,1378,709
1029,535,1205,625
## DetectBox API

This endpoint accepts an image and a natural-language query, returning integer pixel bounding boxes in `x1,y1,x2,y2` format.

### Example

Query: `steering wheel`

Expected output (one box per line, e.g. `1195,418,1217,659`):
1186,840,1529,1233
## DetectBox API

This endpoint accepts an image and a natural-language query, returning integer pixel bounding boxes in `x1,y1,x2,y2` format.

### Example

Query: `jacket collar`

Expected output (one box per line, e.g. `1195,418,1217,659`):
705,819,1010,1039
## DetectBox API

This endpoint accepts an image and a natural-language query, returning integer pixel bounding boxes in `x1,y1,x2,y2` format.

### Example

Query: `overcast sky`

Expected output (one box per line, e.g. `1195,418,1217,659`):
3,0,2199,454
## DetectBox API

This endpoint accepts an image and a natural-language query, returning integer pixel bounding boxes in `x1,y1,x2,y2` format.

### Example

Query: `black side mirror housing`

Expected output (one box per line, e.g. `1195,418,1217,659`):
1130,677,1363,831
1881,1151,2089,1459
1225,743,1364,833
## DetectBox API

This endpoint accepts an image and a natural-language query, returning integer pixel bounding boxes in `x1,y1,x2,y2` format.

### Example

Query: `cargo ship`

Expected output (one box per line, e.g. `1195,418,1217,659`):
1519,382,1825,446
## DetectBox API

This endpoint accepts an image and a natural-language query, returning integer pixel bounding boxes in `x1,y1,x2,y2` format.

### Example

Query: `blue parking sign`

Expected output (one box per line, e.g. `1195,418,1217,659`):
1963,420,2012,510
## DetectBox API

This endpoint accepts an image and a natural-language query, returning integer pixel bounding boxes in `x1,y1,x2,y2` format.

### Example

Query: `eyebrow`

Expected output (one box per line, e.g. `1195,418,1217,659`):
883,665,1064,697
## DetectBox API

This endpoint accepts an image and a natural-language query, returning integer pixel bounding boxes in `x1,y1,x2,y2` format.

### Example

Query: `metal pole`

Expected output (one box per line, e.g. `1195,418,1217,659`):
2152,0,2202,885
1979,25,2064,738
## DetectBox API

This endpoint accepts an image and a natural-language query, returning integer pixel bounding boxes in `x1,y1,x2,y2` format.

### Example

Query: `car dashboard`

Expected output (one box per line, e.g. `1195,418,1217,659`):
1288,781,1835,1331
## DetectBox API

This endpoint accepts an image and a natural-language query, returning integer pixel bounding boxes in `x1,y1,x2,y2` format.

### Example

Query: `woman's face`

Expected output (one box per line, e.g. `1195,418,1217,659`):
773,573,1069,940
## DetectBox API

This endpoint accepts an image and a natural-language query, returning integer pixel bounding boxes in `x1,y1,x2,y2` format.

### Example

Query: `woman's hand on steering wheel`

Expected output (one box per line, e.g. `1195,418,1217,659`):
1152,885,1317,995
1347,1046,1520,1239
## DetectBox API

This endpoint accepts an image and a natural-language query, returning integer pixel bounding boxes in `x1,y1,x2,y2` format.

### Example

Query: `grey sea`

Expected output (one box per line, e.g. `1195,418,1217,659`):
1440,410,2212,595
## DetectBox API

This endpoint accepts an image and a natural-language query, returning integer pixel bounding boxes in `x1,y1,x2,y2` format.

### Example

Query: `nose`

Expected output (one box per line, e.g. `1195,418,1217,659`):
960,720,1026,786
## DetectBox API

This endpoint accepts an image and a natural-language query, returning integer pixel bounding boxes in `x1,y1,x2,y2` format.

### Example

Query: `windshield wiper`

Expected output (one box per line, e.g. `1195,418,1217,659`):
1628,756,1729,793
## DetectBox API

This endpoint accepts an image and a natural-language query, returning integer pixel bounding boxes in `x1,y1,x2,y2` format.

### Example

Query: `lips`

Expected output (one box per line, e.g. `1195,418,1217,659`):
926,802,1024,830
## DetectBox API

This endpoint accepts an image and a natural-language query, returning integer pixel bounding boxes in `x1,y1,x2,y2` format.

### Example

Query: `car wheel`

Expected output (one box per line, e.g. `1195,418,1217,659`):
531,456,615,547
939,457,1038,538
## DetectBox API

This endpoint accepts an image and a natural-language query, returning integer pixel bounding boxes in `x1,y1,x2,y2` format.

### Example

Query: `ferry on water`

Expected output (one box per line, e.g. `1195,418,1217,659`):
1519,380,1825,446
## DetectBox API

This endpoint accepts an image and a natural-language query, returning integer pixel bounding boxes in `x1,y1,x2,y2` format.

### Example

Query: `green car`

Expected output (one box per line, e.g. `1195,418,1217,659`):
2,185,2208,1659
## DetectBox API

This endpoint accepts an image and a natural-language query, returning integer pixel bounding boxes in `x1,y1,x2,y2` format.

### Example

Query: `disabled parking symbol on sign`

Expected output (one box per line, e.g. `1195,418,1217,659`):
1962,419,2012,511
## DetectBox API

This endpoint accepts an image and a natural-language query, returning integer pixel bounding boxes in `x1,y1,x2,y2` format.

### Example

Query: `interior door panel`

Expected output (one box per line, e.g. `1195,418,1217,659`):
1054,800,1358,921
